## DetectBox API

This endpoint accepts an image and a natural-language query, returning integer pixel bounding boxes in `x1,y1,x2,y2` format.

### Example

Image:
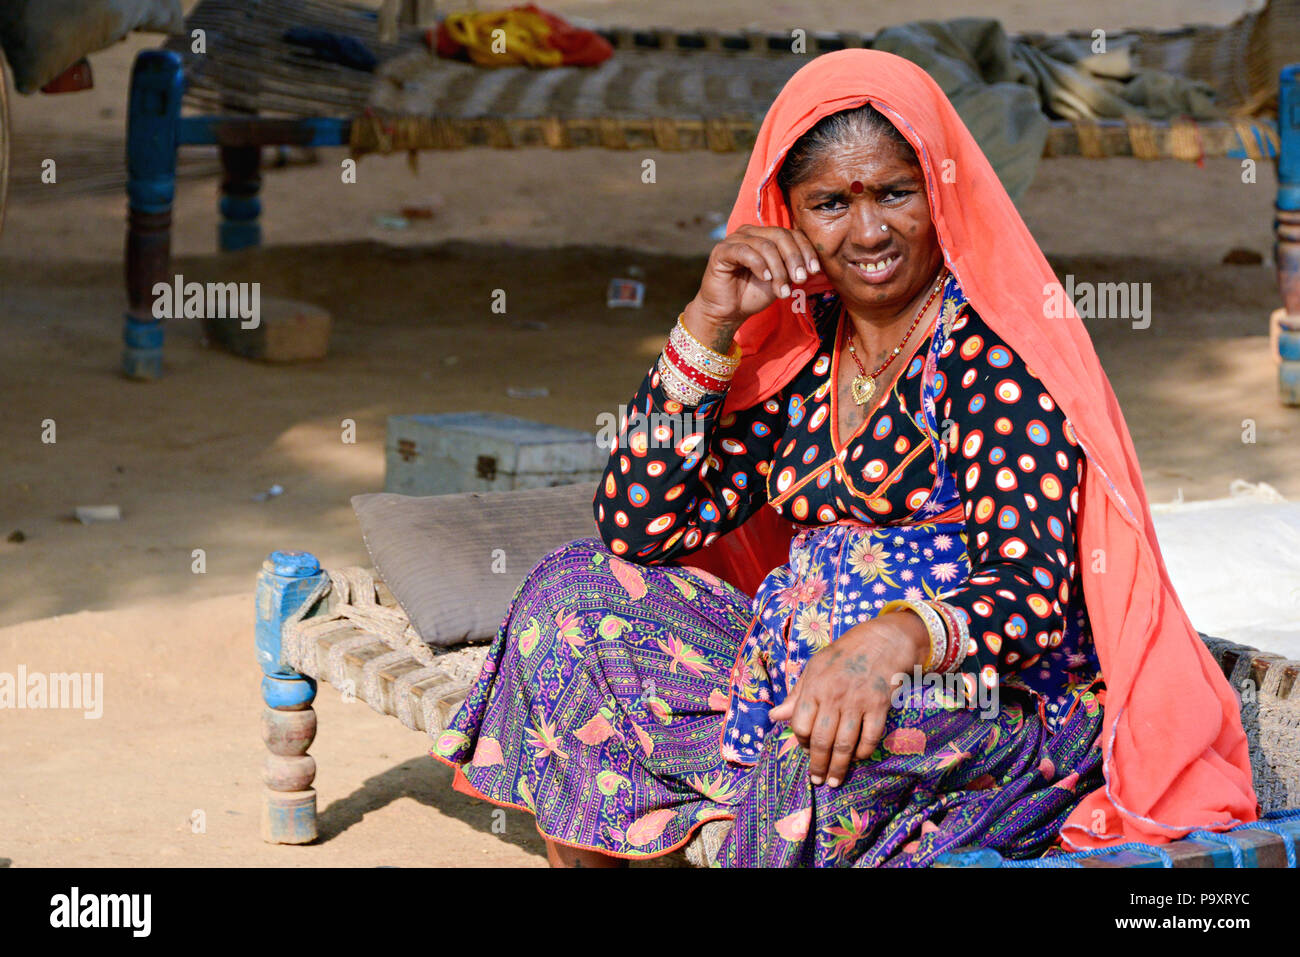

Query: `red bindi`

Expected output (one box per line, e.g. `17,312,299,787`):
849,180,864,193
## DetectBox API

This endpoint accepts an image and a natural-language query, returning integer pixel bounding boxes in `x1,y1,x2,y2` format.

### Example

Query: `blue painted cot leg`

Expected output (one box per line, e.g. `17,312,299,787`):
1275,63,1300,404
255,550,327,844
123,50,183,380
932,847,1005,868
219,145,262,251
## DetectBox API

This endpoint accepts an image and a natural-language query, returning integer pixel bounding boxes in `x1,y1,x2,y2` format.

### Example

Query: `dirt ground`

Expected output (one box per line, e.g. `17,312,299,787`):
1,0,1294,867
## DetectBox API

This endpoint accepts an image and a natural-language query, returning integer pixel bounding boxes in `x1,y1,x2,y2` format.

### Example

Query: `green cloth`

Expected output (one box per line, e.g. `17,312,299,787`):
869,18,1220,202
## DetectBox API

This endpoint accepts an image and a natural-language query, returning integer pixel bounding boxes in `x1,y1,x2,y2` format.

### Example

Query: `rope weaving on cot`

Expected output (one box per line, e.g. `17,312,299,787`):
279,566,488,734
1201,635,1300,815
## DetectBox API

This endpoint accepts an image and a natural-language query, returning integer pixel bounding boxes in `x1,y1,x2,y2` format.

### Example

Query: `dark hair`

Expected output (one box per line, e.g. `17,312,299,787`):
776,103,919,205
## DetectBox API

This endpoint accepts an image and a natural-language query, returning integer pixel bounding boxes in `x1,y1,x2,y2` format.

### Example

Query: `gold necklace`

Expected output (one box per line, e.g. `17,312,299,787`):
843,270,947,405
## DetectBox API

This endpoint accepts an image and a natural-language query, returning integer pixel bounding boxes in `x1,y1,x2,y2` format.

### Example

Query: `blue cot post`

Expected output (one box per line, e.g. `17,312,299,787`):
1275,63,1300,404
219,144,262,251
255,550,327,844
932,847,1005,867
123,50,183,380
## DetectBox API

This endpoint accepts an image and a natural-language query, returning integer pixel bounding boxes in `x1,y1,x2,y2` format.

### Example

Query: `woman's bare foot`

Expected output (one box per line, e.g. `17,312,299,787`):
545,838,627,868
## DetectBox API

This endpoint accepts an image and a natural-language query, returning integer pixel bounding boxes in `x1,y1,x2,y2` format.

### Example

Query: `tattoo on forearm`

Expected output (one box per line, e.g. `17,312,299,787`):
707,332,738,356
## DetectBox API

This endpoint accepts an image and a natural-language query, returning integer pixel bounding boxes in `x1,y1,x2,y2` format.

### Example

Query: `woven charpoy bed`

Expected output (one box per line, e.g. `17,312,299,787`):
255,547,1300,868
248,475,1300,868
118,0,1300,379
171,0,1289,158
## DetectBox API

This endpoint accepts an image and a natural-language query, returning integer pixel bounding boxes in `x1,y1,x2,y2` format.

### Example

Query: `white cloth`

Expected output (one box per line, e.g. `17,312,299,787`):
1151,480,1300,660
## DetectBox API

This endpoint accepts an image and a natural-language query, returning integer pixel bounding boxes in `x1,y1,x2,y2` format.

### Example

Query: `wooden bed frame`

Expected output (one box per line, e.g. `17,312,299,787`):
253,550,1300,867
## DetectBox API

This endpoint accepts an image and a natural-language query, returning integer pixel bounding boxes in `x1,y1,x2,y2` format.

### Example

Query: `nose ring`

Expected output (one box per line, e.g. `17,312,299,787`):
880,224,889,232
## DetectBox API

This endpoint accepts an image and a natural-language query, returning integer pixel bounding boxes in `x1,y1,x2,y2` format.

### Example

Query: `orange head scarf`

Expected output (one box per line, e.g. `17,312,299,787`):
682,49,1257,849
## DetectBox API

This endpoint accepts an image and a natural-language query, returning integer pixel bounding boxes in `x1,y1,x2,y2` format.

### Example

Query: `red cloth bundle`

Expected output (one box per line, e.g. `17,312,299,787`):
430,4,613,67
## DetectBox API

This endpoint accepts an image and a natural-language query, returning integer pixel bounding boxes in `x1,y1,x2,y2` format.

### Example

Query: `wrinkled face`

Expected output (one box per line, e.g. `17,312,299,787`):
785,134,944,318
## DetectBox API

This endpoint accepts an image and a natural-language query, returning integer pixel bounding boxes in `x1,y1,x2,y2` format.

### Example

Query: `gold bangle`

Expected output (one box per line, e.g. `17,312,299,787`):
672,313,741,373
676,311,741,359
879,599,947,672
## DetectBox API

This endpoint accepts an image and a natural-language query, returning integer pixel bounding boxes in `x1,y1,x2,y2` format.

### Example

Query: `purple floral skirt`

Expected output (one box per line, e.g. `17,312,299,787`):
431,538,1104,866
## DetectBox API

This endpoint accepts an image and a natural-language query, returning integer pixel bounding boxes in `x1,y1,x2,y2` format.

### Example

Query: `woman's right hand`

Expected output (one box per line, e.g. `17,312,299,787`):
685,225,822,336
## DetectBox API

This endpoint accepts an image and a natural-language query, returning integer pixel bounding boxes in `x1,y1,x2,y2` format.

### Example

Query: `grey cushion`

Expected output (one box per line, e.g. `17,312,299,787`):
352,482,598,647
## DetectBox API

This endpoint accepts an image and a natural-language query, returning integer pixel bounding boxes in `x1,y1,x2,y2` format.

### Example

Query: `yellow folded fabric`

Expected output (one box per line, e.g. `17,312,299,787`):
443,10,563,67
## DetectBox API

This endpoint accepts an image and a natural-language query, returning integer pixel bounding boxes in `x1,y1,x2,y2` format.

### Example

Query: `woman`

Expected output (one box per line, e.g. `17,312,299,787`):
432,50,1257,867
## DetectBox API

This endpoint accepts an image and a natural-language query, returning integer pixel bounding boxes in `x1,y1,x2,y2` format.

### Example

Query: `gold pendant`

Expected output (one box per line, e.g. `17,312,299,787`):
851,373,875,405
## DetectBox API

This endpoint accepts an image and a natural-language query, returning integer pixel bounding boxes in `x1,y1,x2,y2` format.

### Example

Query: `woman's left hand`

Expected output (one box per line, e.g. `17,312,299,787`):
768,612,930,788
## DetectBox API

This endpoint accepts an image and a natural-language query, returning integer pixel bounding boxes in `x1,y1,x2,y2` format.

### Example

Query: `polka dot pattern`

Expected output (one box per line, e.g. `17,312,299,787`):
596,278,1098,713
